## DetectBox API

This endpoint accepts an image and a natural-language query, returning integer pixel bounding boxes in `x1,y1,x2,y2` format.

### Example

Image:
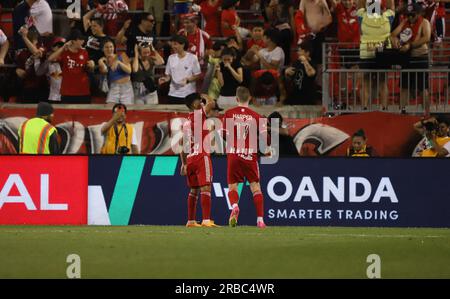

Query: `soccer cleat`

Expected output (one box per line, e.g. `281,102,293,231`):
186,221,202,228
201,220,220,227
257,221,266,229
228,206,240,227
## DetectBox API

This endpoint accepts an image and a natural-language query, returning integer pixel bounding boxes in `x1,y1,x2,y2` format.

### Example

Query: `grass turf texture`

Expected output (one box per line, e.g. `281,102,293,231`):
0,226,449,278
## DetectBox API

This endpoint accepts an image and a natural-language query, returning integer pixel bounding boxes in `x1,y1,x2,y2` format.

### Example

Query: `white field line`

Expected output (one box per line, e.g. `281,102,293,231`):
0,230,448,239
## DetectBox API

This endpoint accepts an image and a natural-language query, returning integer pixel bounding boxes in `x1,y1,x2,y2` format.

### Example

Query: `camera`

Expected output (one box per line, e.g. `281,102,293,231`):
424,122,439,132
117,146,130,154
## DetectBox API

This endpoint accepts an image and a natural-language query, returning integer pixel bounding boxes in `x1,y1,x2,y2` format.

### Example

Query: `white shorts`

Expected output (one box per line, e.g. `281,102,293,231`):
106,81,134,105
135,91,158,105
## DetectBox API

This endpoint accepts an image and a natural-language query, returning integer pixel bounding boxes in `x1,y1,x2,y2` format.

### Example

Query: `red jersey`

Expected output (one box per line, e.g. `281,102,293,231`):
184,107,211,164
178,28,212,64
223,106,265,162
247,38,265,50
59,48,90,96
336,3,360,46
221,8,238,37
200,0,222,37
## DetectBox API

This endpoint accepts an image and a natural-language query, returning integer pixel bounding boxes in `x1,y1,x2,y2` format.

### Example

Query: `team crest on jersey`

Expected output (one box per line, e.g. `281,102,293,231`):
79,55,84,60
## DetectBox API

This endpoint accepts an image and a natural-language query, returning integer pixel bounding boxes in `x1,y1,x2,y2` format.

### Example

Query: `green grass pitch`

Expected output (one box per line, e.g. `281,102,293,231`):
0,226,449,278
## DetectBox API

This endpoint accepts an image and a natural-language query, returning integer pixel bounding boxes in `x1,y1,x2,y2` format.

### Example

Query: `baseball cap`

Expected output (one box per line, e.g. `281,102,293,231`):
36,102,54,117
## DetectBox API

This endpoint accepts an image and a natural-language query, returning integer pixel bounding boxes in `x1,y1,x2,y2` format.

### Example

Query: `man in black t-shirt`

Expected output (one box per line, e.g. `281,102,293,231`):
83,10,110,63
117,13,157,57
283,40,319,105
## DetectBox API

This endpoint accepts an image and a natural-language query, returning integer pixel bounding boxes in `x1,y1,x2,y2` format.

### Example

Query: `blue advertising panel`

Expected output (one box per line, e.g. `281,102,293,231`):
88,156,450,227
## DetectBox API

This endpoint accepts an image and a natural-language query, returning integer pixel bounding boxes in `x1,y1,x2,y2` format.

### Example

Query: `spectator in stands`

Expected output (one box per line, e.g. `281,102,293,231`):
282,40,319,105
414,117,450,157
13,0,35,51
329,0,360,67
158,34,202,104
98,38,133,105
19,27,64,103
263,0,295,65
251,69,283,105
246,21,266,50
216,47,244,106
358,0,395,110
226,35,243,57
16,28,49,103
346,129,376,157
143,0,164,36
202,40,226,101
178,13,212,65
268,111,298,156
241,21,266,69
0,29,9,65
101,103,140,154
391,3,431,114
131,42,165,104
83,10,110,64
48,29,95,104
30,0,53,37
256,28,285,73
117,13,157,57
299,0,332,65
199,0,222,37
94,0,129,36
221,0,240,37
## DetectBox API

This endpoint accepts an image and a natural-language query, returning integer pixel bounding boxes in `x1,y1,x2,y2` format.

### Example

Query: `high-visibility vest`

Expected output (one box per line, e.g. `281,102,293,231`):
101,123,134,154
18,117,57,154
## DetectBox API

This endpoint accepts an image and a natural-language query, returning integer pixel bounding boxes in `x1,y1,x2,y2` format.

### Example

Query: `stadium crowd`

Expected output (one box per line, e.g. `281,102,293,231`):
0,0,449,108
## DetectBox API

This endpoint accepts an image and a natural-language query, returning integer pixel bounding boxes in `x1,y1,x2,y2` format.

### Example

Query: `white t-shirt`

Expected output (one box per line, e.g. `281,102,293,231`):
443,141,450,157
259,47,285,72
165,52,201,98
30,0,53,35
0,29,7,45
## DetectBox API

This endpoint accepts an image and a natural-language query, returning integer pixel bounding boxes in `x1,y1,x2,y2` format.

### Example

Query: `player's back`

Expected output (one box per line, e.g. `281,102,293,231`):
184,107,210,163
223,106,263,162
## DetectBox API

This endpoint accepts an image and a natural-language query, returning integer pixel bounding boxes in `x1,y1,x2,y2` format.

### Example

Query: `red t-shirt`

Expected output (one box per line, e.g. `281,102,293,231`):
221,8,238,37
247,38,265,50
200,0,222,37
184,107,211,164
336,3,360,46
59,48,90,96
223,106,265,162
178,28,212,64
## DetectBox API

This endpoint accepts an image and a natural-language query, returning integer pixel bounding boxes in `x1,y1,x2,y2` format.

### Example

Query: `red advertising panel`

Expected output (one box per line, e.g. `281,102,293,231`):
0,156,88,224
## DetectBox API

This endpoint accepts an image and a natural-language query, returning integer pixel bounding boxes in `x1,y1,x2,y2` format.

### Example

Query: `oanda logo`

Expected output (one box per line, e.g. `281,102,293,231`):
267,176,399,203
0,174,68,210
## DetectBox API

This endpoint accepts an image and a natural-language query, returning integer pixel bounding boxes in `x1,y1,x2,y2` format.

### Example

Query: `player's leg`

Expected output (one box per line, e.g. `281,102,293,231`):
249,182,266,228
186,162,201,227
228,183,240,227
247,162,266,228
198,156,219,227
186,188,201,227
227,157,243,227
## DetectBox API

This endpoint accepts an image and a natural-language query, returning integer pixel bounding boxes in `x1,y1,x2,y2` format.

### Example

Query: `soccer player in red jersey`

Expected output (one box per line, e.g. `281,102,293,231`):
223,87,268,228
180,93,219,228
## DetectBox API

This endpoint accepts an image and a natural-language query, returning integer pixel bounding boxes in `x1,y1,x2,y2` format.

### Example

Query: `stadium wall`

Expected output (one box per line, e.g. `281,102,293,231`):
0,109,425,157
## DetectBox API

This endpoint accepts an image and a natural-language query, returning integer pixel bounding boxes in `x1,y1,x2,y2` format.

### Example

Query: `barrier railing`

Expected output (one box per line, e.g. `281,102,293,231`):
322,42,450,114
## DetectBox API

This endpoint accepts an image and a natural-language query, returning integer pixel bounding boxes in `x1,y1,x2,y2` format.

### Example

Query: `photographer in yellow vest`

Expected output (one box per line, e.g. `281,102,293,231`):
100,104,140,154
18,102,59,154
346,129,376,157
